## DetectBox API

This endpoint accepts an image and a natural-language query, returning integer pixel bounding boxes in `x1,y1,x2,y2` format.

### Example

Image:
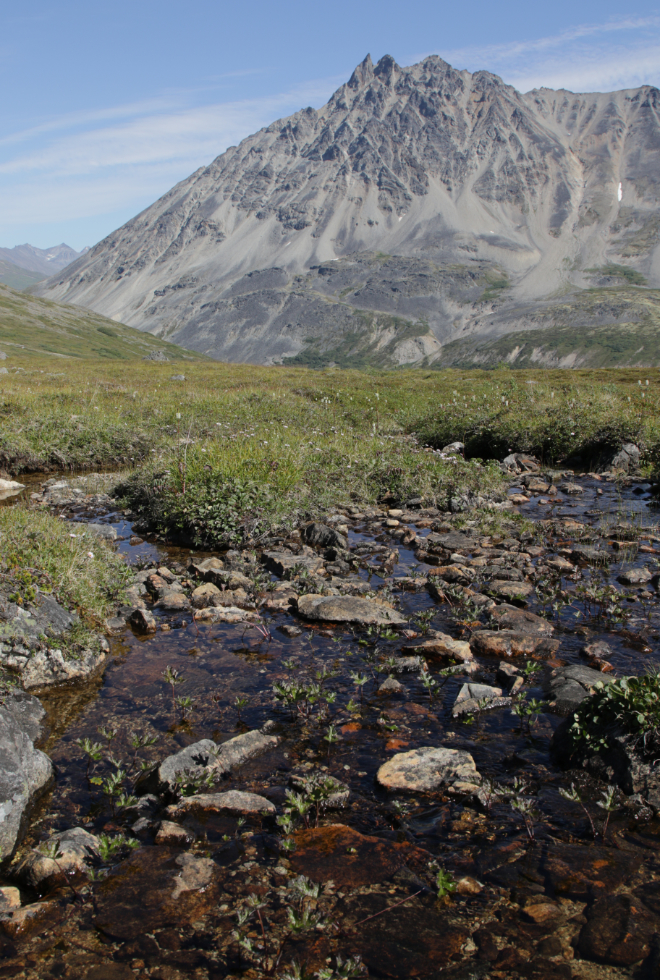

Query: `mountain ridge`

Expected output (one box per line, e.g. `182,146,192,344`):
35,54,660,366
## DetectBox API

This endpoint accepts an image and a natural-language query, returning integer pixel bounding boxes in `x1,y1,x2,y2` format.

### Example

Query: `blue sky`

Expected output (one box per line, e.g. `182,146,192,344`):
2,0,660,251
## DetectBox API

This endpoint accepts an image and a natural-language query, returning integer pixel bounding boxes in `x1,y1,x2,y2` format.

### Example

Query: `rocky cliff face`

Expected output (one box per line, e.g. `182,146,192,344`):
36,55,660,366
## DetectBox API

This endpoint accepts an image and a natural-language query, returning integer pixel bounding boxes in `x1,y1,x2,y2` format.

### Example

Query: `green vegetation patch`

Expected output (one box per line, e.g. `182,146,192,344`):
568,673,660,754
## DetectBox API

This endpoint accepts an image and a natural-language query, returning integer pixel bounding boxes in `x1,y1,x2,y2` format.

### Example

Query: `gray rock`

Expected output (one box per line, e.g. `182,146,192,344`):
301,523,347,550
20,642,108,690
69,522,117,541
170,374,186,381
0,693,53,863
129,608,157,633
295,594,407,626
136,729,279,796
452,683,508,717
378,676,404,693
489,604,554,635
441,442,464,455
501,454,540,474
559,482,584,494
545,664,614,715
262,552,325,579
142,350,169,361
377,746,480,794
17,827,100,888
570,546,611,565
610,444,641,473
166,790,276,819
470,630,560,658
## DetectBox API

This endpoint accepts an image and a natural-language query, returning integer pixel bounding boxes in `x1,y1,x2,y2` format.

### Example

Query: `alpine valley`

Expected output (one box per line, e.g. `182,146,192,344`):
34,54,660,369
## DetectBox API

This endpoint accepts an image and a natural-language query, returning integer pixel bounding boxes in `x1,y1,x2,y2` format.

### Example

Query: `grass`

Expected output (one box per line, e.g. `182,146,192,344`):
0,283,207,362
0,505,132,628
1,357,659,546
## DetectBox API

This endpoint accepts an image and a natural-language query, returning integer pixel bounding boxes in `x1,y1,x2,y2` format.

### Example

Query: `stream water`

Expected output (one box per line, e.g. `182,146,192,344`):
3,472,660,980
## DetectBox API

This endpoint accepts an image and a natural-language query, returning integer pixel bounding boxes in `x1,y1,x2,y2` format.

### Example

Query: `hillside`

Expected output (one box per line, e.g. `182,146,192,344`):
0,283,202,362
0,260,45,291
35,54,660,367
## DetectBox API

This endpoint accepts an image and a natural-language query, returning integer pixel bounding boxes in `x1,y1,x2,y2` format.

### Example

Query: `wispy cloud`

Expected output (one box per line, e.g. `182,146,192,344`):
0,74,342,240
419,17,660,93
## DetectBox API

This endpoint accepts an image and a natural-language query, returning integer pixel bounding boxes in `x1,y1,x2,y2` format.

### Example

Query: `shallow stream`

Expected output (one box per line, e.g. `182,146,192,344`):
3,472,660,980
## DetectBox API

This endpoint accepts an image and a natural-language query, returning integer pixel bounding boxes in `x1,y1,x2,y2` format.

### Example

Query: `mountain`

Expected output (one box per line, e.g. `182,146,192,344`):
35,54,660,367
0,283,202,361
1,243,89,277
0,259,46,291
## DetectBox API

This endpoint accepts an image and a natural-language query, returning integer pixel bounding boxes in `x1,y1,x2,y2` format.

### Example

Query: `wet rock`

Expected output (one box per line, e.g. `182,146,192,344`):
191,581,220,608
617,567,652,586
424,530,477,555
94,848,220,940
433,564,476,585
581,641,614,672
470,630,560,658
377,746,480,794
156,592,190,612
0,693,53,863
18,827,100,888
403,634,473,663
0,899,59,939
290,824,428,888
545,664,614,715
189,556,224,578
379,676,404,694
487,580,534,600
521,476,550,492
155,821,194,846
262,551,325,579
559,482,583,494
452,683,509,717
20,641,109,690
489,605,554,635
0,887,20,911
522,901,561,926
578,894,655,966
546,555,575,573
278,623,303,637
136,729,279,796
166,790,276,819
455,876,483,895
610,443,641,473
391,656,423,673
544,842,641,901
296,594,407,626
302,522,348,550
496,663,523,692
193,605,258,623
569,546,610,565
129,607,157,633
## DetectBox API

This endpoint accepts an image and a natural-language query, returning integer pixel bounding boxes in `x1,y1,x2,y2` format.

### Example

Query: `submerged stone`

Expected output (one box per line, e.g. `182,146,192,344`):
377,746,480,793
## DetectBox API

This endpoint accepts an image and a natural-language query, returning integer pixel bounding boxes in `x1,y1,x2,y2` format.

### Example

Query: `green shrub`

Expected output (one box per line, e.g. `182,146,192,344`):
569,673,660,753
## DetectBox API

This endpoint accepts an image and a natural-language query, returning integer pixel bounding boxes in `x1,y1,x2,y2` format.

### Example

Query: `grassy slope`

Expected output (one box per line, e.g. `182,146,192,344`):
436,286,660,369
0,283,206,362
0,261,46,291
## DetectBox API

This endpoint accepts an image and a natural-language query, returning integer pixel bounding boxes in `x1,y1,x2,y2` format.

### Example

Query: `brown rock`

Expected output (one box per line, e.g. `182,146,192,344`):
488,581,534,600
377,746,479,793
290,825,428,888
155,821,194,846
0,900,59,939
578,895,655,966
455,876,483,895
156,592,190,611
296,594,407,626
166,791,275,820
129,608,157,633
402,634,473,663
191,582,220,608
522,902,561,926
470,630,560,658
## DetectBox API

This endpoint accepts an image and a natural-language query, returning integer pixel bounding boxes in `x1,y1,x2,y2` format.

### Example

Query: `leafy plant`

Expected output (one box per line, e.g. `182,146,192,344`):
569,672,660,752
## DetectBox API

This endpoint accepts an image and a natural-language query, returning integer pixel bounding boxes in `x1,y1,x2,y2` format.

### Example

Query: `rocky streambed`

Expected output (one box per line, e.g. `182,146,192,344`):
1,468,660,979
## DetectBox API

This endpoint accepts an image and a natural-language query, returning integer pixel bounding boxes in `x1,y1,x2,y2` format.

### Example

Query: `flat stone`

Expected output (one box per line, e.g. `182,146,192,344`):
487,581,534,599
402,634,473,663
191,581,221,608
166,791,276,819
523,902,561,926
70,522,118,541
136,729,279,796
94,848,220,940
18,827,100,888
20,643,108,690
0,900,58,939
391,656,424,673
193,605,258,623
424,531,477,555
289,824,429,888
432,564,476,585
489,604,554,634
296,594,407,626
546,556,575,573
617,567,652,586
559,482,583,494
0,693,53,862
377,746,479,793
570,546,611,565
470,630,560,658
189,557,224,578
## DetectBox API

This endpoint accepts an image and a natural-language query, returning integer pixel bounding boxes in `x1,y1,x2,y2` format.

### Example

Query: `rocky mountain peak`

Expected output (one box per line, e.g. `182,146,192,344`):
36,55,660,368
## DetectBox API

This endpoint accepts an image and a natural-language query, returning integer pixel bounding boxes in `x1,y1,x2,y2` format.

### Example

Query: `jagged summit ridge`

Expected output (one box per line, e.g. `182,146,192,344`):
37,55,660,366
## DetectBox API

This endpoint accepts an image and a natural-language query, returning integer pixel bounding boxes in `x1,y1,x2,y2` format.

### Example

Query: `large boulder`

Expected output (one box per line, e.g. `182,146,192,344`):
545,664,614,715
0,693,53,863
470,630,559,658
295,594,407,626
609,444,641,473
